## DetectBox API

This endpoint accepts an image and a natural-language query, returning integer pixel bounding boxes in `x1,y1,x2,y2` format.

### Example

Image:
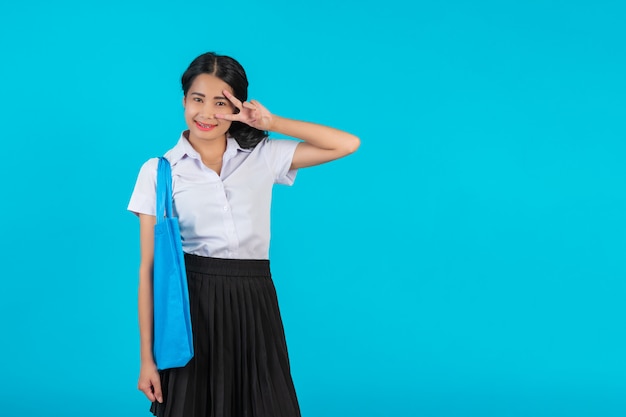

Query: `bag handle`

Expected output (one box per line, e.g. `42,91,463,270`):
156,157,173,224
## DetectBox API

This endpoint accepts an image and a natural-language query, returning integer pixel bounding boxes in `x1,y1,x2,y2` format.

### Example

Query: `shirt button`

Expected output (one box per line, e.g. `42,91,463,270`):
223,206,229,212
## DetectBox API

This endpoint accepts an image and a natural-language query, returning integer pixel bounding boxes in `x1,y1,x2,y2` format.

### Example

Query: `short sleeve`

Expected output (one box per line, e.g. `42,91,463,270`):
260,139,300,185
127,158,159,216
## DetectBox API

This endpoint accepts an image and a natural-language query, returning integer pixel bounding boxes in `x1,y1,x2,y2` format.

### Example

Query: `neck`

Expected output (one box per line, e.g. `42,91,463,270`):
186,132,227,163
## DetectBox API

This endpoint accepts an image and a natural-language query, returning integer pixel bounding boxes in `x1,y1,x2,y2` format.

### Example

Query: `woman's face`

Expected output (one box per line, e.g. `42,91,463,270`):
183,73,237,143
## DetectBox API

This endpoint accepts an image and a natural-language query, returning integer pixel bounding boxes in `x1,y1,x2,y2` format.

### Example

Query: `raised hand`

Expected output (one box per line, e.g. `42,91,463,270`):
216,90,274,131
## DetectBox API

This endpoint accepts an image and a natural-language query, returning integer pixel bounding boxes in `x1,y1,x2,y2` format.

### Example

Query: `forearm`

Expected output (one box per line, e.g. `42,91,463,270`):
270,115,360,153
138,266,155,365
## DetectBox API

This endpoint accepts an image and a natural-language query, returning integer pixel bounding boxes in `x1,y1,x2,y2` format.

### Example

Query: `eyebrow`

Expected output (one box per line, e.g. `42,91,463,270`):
190,92,227,100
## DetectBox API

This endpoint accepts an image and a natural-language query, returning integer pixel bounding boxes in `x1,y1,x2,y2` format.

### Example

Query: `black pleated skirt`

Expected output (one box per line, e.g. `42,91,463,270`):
150,254,301,417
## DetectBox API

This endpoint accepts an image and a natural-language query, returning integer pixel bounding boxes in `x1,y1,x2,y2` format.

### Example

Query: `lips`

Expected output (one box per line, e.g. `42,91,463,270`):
195,121,216,131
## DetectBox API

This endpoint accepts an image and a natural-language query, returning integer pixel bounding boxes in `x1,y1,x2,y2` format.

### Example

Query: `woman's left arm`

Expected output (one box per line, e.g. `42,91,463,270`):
217,91,360,169
271,116,360,169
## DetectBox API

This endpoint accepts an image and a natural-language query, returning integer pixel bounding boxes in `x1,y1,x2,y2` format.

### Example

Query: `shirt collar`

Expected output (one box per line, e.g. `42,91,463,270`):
167,131,251,165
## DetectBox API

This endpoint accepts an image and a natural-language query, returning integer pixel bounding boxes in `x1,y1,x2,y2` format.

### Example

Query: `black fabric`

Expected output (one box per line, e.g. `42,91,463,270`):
150,254,301,417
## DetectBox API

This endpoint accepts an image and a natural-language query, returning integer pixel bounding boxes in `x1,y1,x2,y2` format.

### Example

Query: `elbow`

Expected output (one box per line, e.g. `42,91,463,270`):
343,134,360,155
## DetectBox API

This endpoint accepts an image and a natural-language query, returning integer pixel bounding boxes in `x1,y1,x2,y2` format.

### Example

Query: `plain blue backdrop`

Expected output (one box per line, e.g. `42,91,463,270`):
1,1,625,416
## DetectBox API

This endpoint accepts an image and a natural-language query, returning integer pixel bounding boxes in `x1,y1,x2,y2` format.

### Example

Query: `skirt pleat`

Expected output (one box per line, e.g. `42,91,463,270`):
150,254,301,417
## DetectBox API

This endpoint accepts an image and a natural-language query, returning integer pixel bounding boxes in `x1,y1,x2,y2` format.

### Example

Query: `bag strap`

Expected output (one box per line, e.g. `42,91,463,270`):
156,157,173,223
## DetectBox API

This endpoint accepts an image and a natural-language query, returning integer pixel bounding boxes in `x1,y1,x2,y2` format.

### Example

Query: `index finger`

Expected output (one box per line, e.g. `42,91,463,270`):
152,378,163,403
223,90,243,109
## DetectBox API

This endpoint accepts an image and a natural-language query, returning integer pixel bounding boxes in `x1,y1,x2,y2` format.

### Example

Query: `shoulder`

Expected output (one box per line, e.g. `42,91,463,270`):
253,138,298,165
254,137,299,155
137,157,160,177
251,138,299,184
131,157,162,190
141,157,160,169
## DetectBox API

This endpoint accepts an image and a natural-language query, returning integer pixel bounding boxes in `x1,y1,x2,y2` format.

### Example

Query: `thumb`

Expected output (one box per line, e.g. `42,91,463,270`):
152,377,163,403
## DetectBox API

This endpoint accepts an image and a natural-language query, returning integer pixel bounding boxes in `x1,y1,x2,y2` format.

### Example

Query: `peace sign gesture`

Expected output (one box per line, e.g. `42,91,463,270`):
216,90,275,131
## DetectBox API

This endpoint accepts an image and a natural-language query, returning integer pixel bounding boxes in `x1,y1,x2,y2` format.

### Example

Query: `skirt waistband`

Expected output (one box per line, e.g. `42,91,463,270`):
184,253,271,277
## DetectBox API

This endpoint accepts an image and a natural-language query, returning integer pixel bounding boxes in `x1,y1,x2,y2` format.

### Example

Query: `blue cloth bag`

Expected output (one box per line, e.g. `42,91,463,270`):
153,157,194,370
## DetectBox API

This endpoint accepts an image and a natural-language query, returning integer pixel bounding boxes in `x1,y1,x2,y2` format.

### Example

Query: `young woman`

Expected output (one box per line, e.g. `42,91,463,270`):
128,52,359,417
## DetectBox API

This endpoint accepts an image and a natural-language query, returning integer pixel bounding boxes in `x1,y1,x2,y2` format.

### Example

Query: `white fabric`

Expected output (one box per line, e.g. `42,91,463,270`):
128,132,299,259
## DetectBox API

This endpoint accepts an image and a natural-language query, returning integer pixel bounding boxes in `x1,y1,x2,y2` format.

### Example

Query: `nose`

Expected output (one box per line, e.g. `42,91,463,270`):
199,103,215,120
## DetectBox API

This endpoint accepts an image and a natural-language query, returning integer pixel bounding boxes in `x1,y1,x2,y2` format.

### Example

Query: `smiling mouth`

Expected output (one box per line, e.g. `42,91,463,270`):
195,121,216,131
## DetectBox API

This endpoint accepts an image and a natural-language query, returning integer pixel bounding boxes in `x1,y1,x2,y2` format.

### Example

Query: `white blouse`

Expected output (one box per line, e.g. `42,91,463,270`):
128,132,299,259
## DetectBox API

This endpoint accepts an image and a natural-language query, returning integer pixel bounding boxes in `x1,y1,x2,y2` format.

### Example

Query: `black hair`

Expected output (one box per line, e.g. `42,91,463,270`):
181,52,266,149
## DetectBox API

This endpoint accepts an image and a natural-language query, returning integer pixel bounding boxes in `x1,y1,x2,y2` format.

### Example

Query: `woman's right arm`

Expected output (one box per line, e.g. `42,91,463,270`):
137,213,163,403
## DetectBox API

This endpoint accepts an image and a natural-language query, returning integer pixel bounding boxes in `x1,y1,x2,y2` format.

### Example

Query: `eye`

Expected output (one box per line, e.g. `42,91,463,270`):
193,97,203,103
216,101,228,106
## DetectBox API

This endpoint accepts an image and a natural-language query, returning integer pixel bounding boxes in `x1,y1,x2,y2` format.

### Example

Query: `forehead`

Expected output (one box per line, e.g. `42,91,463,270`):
189,73,234,94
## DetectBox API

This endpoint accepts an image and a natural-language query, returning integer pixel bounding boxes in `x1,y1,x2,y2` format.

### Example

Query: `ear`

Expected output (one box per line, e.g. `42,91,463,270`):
182,95,186,108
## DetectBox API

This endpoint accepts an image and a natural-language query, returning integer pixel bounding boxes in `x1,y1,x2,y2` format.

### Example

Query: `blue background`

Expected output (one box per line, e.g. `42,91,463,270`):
1,1,625,416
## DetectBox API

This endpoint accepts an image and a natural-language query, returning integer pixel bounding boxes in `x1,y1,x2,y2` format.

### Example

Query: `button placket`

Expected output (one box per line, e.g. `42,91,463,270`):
219,186,238,255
